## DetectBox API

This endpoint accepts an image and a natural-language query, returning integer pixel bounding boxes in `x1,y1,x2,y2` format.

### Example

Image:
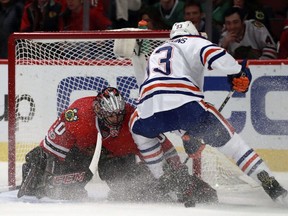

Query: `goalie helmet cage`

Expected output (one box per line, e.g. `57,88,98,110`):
7,30,257,190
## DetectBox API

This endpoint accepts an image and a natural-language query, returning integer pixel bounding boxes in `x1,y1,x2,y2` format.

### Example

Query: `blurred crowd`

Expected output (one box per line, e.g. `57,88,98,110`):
0,0,287,59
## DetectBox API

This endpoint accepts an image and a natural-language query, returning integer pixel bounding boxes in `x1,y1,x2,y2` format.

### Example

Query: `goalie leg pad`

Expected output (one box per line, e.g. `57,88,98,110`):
44,169,93,200
18,146,93,200
42,148,93,200
18,146,47,198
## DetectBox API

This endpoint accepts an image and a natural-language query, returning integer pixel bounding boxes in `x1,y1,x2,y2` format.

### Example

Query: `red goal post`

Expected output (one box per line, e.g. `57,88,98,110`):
7,30,257,190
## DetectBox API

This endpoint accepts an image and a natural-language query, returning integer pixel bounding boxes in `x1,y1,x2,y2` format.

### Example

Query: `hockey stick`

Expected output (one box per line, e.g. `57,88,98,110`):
89,131,103,176
183,90,235,165
218,90,235,112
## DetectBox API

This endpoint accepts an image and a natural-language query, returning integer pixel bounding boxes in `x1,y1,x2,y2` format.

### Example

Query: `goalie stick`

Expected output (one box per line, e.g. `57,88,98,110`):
183,90,235,166
89,131,103,176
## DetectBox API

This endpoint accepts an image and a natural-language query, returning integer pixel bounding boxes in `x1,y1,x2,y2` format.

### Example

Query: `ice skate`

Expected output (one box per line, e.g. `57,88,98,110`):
257,170,288,204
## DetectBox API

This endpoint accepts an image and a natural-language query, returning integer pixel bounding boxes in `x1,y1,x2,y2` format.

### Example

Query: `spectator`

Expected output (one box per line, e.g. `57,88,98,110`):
109,0,141,29
212,0,232,31
184,1,220,44
231,0,274,40
0,0,24,58
139,4,170,30
60,0,111,30
20,0,62,31
151,0,185,29
278,19,288,59
219,7,277,59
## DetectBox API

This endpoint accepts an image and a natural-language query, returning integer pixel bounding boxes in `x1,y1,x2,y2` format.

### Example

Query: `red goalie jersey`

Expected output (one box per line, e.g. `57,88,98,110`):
40,96,179,165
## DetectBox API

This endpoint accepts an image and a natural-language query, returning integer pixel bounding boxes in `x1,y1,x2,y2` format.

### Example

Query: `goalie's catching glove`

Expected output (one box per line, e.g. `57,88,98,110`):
227,59,252,93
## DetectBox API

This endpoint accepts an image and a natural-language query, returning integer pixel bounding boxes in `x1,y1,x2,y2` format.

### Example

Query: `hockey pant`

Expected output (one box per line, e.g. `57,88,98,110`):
131,100,272,184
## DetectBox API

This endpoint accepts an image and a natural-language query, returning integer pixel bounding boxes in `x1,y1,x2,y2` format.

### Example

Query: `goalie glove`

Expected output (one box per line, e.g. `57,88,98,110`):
227,59,252,93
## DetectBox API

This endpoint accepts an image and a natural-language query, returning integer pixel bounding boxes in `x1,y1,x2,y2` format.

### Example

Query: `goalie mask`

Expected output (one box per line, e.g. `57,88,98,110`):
94,87,126,137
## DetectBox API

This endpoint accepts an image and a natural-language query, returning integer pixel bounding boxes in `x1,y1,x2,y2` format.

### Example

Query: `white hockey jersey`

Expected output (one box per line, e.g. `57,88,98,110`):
219,20,277,59
136,35,241,119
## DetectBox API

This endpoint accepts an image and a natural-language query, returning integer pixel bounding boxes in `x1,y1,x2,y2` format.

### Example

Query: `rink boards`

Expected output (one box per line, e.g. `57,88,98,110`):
0,60,288,171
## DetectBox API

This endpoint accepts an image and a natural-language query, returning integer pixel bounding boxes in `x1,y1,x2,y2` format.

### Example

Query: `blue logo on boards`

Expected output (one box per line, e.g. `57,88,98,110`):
56,76,288,135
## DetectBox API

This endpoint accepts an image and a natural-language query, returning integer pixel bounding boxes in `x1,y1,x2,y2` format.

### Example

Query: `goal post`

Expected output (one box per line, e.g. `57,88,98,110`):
7,30,258,191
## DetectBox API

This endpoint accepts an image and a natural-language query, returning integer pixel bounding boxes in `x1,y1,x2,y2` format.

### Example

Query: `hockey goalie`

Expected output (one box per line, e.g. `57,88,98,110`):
17,87,217,204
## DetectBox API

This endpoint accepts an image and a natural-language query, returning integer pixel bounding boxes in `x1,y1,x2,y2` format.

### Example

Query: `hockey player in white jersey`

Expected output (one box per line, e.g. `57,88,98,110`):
129,20,287,206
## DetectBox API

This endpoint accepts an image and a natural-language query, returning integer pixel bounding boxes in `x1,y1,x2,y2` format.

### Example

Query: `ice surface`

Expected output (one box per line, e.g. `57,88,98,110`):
1,172,288,216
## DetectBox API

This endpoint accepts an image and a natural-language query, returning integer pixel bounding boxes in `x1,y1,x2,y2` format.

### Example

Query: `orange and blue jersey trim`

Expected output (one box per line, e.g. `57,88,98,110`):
200,44,226,70
138,77,204,105
128,109,138,129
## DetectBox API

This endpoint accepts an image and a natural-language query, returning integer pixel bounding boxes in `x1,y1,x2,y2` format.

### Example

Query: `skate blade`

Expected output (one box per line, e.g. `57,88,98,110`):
275,191,288,207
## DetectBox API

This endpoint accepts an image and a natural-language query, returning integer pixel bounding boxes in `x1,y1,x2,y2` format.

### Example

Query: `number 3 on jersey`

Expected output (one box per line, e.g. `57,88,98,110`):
152,46,173,75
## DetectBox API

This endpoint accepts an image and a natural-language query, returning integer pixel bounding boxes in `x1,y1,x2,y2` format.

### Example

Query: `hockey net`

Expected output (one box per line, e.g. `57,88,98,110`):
7,30,258,191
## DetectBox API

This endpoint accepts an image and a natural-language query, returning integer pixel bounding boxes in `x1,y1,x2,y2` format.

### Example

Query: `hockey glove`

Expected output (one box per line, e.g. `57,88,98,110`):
182,133,205,159
227,59,252,93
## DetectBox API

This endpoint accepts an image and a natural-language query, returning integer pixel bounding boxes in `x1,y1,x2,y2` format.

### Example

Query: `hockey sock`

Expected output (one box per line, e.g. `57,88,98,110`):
216,133,272,184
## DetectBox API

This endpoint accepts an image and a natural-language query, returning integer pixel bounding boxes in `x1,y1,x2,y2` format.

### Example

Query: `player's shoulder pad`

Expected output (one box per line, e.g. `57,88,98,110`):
252,20,265,28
